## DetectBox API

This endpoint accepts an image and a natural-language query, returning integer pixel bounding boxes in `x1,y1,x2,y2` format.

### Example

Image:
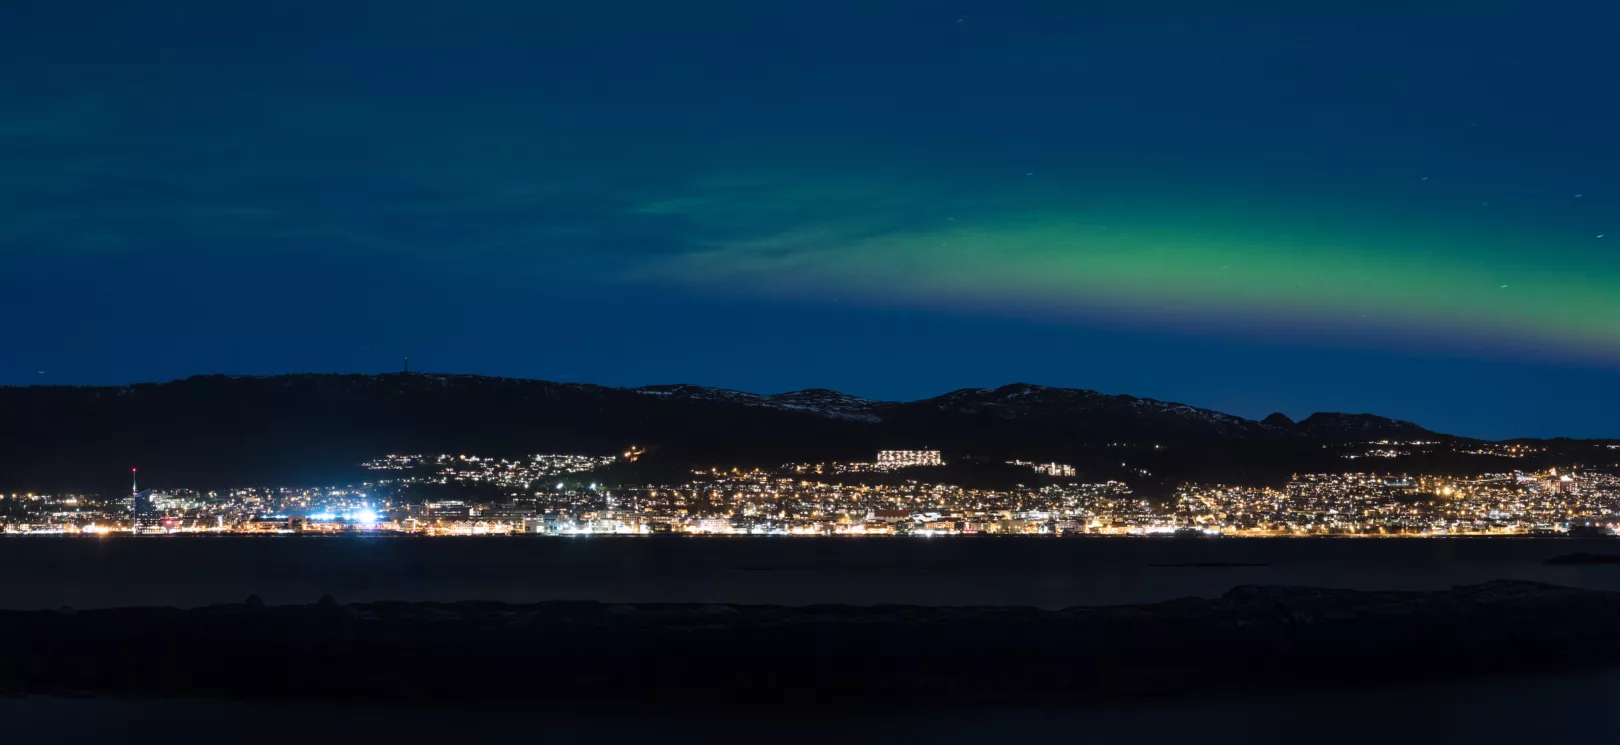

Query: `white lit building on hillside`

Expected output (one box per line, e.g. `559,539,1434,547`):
877,450,944,469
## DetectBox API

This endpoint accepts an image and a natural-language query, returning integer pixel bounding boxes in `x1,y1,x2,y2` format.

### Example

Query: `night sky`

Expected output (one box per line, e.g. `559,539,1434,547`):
2,1,1617,438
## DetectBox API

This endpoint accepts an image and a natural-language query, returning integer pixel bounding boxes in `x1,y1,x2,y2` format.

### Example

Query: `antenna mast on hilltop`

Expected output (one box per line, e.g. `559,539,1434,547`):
404,357,410,374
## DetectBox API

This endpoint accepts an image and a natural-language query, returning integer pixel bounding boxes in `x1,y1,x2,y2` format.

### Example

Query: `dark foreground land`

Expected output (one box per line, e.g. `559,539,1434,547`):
5,580,1620,707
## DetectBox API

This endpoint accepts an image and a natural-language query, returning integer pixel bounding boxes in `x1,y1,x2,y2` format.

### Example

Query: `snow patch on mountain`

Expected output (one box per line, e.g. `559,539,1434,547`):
634,384,884,422
929,383,1258,433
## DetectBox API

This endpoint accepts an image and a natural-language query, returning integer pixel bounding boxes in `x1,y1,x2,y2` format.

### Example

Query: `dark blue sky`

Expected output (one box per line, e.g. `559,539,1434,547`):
2,0,1618,438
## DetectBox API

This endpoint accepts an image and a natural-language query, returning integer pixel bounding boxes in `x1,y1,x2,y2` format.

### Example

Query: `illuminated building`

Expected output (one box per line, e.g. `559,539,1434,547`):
877,450,943,469
129,469,166,534
1008,460,1077,477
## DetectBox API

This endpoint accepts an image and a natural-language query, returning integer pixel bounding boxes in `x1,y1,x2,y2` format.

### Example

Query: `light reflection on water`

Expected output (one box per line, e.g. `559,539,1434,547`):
0,535,1617,609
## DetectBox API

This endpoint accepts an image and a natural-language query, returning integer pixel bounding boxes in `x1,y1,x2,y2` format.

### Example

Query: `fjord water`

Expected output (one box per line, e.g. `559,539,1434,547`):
3,535,1618,609
10,536,1620,742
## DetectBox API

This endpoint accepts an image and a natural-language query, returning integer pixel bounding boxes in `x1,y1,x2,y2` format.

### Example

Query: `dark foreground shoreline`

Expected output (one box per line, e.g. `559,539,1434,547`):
6,580,1619,708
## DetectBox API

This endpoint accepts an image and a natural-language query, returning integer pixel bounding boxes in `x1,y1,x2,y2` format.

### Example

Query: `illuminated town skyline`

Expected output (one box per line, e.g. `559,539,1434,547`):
6,446,1618,539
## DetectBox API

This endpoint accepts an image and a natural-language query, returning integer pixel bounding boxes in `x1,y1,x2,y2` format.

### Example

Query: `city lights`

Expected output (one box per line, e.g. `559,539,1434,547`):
3,446,1618,538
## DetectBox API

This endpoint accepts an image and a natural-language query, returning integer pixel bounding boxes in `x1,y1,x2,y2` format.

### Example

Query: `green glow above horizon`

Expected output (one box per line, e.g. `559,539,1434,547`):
630,176,1620,359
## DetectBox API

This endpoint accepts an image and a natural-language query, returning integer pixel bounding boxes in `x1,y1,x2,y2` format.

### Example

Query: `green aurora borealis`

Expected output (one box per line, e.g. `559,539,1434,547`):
636,176,1618,359
3,0,1619,436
